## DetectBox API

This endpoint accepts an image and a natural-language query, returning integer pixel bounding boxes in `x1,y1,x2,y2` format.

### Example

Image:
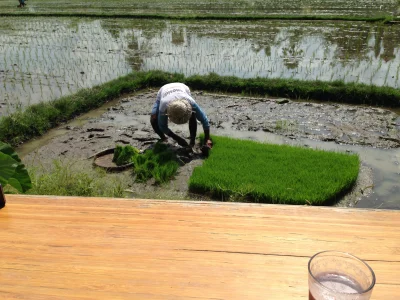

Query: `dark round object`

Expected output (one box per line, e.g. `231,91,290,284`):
92,148,133,172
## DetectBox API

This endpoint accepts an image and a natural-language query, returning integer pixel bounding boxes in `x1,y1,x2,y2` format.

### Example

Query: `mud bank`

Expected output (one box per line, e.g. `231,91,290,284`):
21,90,400,207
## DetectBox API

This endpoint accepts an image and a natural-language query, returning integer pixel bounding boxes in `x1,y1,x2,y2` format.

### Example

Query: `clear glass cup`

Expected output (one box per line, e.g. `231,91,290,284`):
308,251,376,300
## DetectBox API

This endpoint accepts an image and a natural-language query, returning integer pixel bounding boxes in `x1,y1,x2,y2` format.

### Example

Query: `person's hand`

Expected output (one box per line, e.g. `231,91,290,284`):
205,139,213,148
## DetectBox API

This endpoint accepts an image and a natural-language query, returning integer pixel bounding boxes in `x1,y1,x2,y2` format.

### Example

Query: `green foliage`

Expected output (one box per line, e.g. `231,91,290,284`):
132,142,179,184
185,73,400,107
27,160,127,197
113,145,139,166
0,142,32,193
189,136,360,205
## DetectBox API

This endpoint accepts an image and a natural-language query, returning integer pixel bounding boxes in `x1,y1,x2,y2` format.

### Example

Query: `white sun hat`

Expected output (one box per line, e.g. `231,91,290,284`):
167,98,192,124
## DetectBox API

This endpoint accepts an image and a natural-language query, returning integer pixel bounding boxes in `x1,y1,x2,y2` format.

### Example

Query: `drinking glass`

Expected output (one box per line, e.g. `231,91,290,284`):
308,251,375,300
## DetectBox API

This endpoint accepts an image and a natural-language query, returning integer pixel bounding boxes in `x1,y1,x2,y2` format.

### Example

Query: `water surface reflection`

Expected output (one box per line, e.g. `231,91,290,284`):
1,17,400,114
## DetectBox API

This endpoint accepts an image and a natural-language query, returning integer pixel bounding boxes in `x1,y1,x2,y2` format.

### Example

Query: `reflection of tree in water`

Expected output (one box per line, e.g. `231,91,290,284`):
188,20,281,57
126,36,144,71
323,24,370,62
282,43,304,69
279,28,305,70
90,18,400,77
319,23,400,64
100,19,168,71
249,26,280,58
171,27,185,45
374,25,400,62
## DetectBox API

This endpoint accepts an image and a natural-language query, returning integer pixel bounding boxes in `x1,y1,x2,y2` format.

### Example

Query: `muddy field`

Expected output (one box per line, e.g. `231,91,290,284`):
22,90,400,207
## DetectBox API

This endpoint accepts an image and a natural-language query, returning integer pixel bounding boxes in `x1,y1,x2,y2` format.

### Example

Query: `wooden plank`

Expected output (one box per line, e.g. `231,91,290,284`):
0,195,399,299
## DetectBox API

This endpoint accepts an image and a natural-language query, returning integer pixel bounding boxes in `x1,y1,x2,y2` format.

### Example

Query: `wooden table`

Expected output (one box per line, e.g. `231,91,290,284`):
0,195,399,299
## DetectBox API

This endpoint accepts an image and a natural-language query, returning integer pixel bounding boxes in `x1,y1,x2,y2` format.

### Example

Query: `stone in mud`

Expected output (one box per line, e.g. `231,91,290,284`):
86,128,105,132
276,99,290,104
96,134,112,139
114,139,130,145
132,137,158,142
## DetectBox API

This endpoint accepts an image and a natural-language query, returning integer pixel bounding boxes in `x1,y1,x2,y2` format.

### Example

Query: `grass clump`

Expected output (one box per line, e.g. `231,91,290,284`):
189,136,360,205
26,160,128,197
113,145,139,166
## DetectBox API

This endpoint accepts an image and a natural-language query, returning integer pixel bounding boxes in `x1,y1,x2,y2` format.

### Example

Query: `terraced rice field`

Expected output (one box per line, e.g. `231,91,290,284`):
0,0,397,17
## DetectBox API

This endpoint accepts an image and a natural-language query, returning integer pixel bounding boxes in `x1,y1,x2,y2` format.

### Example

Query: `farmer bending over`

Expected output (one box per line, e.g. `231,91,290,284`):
150,82,212,149
17,0,26,7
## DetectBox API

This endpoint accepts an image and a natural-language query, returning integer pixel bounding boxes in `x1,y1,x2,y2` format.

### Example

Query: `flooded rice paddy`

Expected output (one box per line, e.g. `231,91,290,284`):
0,0,398,17
1,14,399,208
1,17,400,114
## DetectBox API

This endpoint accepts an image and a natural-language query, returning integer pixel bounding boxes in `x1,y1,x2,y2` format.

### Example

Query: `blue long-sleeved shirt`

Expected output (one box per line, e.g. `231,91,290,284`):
151,83,210,135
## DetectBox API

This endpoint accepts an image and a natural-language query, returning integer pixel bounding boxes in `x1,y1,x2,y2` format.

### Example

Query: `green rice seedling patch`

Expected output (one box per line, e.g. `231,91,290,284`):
113,145,139,166
115,143,180,184
189,136,360,205
26,160,128,197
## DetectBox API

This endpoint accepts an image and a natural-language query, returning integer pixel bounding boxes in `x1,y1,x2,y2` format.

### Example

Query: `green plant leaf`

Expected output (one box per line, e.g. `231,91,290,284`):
0,152,18,185
11,163,32,192
0,142,21,162
7,178,23,193
0,143,32,193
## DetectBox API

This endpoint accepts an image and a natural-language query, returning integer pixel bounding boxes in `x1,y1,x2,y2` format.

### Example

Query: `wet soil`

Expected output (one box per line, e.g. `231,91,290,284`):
22,90,400,207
